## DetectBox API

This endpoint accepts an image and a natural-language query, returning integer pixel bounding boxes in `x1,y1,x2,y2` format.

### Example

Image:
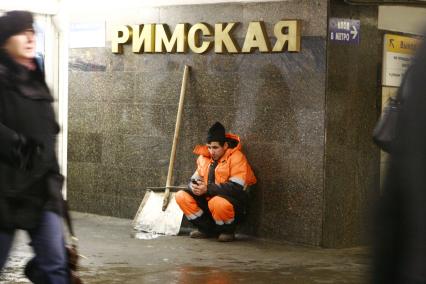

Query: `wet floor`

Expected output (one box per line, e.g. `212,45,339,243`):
0,213,369,283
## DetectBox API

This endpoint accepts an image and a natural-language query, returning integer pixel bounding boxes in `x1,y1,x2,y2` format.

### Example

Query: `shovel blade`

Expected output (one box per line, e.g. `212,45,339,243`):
133,191,183,236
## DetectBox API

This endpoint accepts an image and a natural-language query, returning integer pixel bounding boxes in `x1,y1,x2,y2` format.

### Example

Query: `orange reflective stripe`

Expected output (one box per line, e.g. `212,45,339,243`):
208,196,235,224
175,191,203,218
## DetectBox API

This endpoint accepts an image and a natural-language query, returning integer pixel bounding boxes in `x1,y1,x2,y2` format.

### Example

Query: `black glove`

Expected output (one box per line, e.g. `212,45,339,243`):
14,134,43,171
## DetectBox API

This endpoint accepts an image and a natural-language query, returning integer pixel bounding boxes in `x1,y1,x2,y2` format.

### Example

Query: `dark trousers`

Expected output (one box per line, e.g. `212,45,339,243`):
0,211,68,284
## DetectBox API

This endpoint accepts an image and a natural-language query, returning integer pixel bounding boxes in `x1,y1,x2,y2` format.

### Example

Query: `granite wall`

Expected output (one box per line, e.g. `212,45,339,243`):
67,0,329,245
323,1,381,247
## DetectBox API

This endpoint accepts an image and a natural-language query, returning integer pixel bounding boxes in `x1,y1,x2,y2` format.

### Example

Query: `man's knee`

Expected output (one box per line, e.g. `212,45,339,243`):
175,190,193,207
208,196,234,212
175,190,202,217
208,196,235,224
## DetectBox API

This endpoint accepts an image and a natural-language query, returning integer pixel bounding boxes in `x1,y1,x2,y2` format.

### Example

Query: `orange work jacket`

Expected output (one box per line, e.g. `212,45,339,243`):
192,133,257,188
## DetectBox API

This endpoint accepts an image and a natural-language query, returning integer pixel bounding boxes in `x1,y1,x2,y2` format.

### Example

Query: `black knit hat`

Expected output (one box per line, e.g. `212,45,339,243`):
0,11,34,47
207,122,226,143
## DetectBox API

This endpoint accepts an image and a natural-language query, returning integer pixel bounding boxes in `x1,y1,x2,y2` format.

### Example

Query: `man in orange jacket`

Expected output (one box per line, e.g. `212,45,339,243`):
176,122,256,242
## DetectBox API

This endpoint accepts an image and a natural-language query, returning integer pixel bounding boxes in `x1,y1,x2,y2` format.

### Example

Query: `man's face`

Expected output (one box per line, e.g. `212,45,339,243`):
207,141,228,161
4,29,36,62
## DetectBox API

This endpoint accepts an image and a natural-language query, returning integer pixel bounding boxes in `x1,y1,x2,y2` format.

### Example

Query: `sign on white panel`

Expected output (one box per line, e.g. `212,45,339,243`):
382,34,421,87
383,51,413,87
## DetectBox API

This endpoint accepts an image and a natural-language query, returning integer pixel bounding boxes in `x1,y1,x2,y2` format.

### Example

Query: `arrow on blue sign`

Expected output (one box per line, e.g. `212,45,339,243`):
350,25,358,39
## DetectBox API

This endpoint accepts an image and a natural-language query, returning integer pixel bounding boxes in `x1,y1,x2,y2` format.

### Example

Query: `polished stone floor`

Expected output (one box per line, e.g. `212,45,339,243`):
0,212,369,284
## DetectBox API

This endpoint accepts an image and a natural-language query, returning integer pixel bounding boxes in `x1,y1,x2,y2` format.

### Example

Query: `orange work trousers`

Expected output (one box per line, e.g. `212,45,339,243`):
175,190,236,234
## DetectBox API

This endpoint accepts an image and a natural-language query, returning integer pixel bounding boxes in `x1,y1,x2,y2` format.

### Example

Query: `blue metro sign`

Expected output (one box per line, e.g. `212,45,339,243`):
329,18,360,45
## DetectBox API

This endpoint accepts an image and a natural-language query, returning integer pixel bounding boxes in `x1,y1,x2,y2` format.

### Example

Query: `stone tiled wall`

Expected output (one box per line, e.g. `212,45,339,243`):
323,1,381,247
68,1,328,245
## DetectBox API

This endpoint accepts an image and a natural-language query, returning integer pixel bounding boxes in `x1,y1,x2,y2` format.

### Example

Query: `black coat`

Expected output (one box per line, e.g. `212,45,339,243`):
373,35,426,283
0,50,63,230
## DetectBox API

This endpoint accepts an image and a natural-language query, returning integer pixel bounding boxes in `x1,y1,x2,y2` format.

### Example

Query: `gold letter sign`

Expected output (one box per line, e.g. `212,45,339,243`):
273,20,301,52
132,24,155,53
188,23,213,54
242,21,271,53
112,25,132,54
112,20,301,54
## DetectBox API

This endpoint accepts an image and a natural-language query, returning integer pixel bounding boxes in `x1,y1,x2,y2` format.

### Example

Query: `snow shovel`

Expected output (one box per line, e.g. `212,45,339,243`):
132,65,190,236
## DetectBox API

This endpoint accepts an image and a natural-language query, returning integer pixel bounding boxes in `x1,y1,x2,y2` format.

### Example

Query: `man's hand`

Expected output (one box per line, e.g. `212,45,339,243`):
191,180,207,196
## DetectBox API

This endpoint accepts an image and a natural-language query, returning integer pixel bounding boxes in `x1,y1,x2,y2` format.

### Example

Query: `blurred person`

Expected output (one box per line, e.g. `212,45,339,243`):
175,122,257,242
0,10,68,283
373,33,426,283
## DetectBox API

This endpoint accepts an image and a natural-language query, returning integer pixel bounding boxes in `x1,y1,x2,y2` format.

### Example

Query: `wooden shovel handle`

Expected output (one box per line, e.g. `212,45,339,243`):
162,65,190,211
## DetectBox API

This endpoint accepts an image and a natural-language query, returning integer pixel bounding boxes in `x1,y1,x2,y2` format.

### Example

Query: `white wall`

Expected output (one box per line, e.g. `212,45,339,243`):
0,0,289,16
379,6,426,35
0,0,59,14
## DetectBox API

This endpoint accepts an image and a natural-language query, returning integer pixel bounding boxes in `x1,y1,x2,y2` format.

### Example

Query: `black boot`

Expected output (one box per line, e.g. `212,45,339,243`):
189,213,216,236
216,223,236,242
24,258,50,284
